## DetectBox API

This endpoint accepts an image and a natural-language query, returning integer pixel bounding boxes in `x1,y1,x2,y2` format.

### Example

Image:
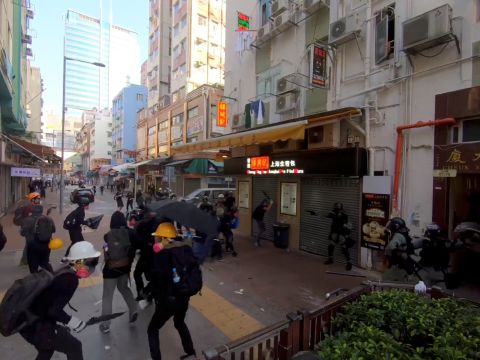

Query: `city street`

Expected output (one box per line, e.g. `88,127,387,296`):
0,187,378,359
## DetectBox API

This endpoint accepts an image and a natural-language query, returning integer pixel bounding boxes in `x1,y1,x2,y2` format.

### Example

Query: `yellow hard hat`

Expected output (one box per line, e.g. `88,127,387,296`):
48,238,64,250
27,192,40,201
151,222,177,238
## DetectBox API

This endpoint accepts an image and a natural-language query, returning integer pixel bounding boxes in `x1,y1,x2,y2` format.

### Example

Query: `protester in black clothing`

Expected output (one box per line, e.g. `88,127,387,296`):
100,185,104,195
40,185,46,199
126,192,134,211
92,185,97,196
324,202,353,270
223,196,238,257
0,223,7,252
114,191,124,211
133,213,159,300
21,204,55,273
147,223,196,360
19,241,100,360
63,197,90,257
136,190,145,208
252,198,273,247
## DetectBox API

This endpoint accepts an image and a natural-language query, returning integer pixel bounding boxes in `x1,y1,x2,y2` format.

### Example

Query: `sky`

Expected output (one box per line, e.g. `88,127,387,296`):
30,0,148,115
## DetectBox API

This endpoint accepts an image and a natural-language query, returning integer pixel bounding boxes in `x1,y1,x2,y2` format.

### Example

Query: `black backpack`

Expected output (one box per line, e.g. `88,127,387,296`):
105,228,131,269
13,206,28,226
169,245,202,297
63,210,77,230
0,267,71,336
33,216,53,244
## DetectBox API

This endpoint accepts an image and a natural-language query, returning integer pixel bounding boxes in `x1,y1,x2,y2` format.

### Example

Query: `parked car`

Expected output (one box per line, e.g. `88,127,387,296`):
70,188,95,204
180,188,235,206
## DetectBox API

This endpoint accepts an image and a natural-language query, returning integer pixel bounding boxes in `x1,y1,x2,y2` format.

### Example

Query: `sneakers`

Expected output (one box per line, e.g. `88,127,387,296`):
129,312,138,323
99,323,110,334
324,258,334,265
345,262,353,271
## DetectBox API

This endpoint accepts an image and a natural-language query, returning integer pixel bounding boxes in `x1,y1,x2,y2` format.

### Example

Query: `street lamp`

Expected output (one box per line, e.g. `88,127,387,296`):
60,56,105,214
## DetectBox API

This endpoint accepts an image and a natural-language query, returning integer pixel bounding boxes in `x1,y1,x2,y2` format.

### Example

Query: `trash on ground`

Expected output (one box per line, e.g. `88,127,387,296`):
234,289,244,295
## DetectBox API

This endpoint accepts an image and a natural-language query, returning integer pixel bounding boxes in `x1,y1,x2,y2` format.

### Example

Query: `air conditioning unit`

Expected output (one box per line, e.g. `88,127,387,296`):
276,92,297,113
402,4,454,54
26,47,33,57
272,0,290,17
273,139,302,152
22,34,32,44
329,9,366,45
274,12,294,32
307,123,340,149
232,113,245,129
276,75,296,94
257,22,273,42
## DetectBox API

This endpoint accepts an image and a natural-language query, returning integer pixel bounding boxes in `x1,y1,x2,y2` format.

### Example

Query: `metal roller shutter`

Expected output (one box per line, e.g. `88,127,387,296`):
252,177,279,241
184,178,201,197
300,177,361,265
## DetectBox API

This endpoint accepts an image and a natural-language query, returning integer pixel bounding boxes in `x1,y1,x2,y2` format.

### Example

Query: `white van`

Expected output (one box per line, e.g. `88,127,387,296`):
180,188,235,205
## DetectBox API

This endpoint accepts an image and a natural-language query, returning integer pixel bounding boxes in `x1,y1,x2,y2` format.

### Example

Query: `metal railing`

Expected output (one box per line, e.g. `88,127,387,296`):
203,282,457,360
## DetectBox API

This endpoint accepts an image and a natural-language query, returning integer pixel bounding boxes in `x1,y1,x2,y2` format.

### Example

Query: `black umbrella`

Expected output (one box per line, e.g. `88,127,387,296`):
85,312,125,326
86,214,104,230
149,200,219,238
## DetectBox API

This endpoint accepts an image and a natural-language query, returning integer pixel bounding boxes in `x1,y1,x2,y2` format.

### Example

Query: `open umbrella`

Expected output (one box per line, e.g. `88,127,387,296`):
149,200,218,237
85,214,104,230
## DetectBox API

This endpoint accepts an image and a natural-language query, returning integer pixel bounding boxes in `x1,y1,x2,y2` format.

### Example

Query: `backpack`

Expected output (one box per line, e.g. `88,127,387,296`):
33,216,53,244
13,206,28,226
105,228,131,268
0,267,71,336
169,245,202,297
63,210,77,230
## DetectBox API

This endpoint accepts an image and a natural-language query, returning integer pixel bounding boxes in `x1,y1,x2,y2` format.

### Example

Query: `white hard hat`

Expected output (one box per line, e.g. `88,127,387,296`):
66,241,101,261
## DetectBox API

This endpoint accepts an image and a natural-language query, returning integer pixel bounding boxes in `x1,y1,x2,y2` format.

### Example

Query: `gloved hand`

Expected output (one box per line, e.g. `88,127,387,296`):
67,316,86,333
414,280,427,295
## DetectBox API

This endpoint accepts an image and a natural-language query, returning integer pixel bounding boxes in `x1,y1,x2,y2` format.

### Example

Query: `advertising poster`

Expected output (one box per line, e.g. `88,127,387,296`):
238,181,250,209
361,193,390,250
280,182,297,216
310,44,327,88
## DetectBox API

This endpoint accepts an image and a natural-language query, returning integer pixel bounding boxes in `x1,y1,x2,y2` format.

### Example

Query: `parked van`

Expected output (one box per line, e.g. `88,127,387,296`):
180,188,235,205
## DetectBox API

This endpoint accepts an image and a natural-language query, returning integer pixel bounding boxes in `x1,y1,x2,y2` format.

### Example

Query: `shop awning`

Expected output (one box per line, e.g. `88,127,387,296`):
111,163,136,172
130,159,152,168
165,160,190,167
184,159,223,174
170,121,307,155
145,157,170,166
3,135,60,163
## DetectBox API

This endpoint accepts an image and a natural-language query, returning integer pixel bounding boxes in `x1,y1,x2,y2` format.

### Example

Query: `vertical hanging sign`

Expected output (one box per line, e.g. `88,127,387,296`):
217,101,228,127
309,44,328,88
237,12,250,31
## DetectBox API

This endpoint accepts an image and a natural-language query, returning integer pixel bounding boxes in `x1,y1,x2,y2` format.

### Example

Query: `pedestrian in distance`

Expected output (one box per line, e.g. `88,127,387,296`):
147,222,199,360
62,197,91,258
21,204,55,273
1,241,101,360
40,184,46,199
114,191,124,211
100,185,104,195
136,189,145,208
92,185,97,196
126,192,134,212
99,211,139,333
252,196,273,247
323,202,354,271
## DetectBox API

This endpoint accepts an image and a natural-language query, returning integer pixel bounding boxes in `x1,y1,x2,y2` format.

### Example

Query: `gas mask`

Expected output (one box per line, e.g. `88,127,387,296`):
73,257,99,278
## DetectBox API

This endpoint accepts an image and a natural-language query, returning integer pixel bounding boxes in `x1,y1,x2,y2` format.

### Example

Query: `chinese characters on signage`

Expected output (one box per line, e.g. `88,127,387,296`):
11,167,41,178
217,101,228,127
310,44,327,88
246,157,305,175
361,193,391,250
237,12,250,31
434,144,480,174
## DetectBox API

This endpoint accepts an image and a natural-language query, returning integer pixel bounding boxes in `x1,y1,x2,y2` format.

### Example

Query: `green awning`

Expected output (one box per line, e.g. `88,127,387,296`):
184,159,223,175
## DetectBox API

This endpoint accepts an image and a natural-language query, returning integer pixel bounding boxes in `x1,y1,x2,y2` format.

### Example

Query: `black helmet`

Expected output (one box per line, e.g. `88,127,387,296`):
77,196,91,206
333,202,343,211
425,223,442,238
385,217,406,233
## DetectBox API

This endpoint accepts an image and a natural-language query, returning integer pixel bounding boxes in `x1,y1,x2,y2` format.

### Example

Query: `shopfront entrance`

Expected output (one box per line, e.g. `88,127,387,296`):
300,177,361,265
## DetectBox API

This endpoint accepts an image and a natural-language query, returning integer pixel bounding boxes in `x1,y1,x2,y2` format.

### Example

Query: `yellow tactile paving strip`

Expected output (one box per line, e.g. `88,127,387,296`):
0,277,263,341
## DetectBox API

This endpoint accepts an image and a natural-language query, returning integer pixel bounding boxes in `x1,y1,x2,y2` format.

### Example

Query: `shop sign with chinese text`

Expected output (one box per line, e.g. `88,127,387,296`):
11,167,41,177
434,143,480,173
237,12,250,31
310,44,327,88
246,157,305,175
217,101,228,127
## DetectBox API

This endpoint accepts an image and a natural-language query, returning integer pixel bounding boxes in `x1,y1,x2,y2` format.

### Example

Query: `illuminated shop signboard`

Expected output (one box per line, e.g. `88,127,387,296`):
246,156,305,175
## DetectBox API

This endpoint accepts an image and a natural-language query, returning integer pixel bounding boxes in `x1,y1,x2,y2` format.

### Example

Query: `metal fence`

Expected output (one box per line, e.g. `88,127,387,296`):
202,282,454,360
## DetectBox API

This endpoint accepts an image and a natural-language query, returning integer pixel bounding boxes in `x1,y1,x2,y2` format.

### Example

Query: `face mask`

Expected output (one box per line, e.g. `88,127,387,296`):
76,265,91,278
73,258,98,278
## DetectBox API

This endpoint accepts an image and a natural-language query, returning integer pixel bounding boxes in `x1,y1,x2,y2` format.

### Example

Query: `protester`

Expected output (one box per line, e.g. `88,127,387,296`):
21,204,55,273
17,241,101,360
15,192,42,265
0,223,7,252
114,191,124,211
323,202,353,270
252,197,273,247
63,197,90,257
126,192,134,211
99,211,139,333
100,185,104,195
147,222,198,360
92,185,97,196
136,190,145,208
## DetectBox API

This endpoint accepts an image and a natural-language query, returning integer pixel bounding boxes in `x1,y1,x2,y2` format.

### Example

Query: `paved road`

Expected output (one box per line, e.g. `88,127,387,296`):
0,187,380,359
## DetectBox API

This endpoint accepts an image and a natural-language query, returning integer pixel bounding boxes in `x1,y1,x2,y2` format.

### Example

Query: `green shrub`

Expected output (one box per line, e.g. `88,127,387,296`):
317,290,480,359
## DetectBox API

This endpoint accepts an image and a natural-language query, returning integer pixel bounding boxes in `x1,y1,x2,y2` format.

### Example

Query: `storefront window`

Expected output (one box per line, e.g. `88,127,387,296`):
462,119,480,142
